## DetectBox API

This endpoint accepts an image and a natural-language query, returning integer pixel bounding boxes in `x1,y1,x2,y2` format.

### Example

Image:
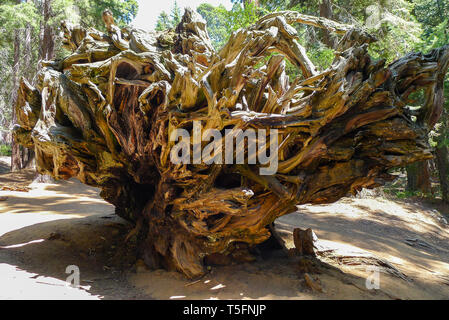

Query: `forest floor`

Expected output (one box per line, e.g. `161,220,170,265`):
0,156,449,299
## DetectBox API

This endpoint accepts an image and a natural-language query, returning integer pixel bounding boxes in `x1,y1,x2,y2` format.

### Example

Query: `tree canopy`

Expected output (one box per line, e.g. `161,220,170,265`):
0,0,138,132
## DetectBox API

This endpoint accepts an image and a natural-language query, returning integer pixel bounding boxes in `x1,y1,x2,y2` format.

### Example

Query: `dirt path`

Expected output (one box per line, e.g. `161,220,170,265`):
0,158,448,299
277,198,449,299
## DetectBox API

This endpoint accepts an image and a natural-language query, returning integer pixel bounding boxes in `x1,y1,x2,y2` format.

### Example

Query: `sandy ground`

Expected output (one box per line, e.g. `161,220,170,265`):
0,156,449,299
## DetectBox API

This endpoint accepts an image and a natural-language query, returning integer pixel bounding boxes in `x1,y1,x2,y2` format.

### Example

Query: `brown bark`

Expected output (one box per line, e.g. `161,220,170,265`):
293,228,316,256
24,23,33,79
435,144,449,202
39,0,54,61
11,28,22,172
319,0,336,48
435,116,449,202
13,9,449,278
22,22,35,168
406,161,431,193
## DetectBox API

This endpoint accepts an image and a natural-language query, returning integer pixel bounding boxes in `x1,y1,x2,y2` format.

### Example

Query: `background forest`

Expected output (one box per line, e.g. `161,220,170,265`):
1,0,448,203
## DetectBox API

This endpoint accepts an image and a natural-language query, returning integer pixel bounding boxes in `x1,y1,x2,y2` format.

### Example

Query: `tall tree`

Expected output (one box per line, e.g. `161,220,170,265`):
155,1,182,31
319,0,336,48
155,11,172,31
171,1,182,26
39,0,54,60
0,0,138,171
75,0,138,30
196,1,264,50
11,26,22,171
435,116,449,201
412,0,449,200
196,4,228,49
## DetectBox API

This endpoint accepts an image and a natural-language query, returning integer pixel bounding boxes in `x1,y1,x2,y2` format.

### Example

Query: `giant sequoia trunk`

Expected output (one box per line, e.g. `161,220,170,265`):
13,9,449,278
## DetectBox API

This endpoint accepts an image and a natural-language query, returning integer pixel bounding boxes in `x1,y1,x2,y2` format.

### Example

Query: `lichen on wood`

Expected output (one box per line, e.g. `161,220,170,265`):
13,8,449,278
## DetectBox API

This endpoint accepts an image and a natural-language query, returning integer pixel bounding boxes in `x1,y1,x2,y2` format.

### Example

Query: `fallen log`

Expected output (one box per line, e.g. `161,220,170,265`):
13,8,449,278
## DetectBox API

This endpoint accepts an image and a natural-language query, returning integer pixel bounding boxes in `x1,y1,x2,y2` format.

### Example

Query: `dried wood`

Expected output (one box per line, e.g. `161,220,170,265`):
13,8,449,278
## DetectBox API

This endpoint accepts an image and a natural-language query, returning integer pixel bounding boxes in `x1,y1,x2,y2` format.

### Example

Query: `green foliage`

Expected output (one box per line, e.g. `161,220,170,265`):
159,1,265,50
384,188,427,199
304,44,335,71
75,0,138,29
171,1,182,26
0,1,39,43
0,144,12,157
0,0,138,132
411,0,449,150
196,2,265,50
258,0,290,12
196,4,229,49
414,0,449,45
0,1,39,130
224,2,266,32
383,170,435,199
365,1,423,62
155,1,182,31
198,0,425,71
155,12,173,31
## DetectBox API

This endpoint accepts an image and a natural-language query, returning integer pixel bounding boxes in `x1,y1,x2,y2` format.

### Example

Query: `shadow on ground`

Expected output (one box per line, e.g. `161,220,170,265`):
0,166,449,299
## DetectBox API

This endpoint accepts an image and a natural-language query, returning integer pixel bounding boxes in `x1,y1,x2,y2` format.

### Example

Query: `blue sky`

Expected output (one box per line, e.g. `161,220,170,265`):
132,0,233,31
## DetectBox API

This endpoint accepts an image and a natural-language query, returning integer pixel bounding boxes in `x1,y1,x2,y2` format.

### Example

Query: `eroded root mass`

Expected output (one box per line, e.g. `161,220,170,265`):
14,8,449,277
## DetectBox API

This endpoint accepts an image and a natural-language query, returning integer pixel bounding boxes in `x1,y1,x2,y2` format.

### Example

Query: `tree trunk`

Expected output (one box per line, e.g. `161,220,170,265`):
22,22,35,168
11,28,22,172
319,0,336,48
435,144,449,202
13,9,449,278
406,161,431,193
39,0,54,61
435,112,449,202
24,22,33,79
